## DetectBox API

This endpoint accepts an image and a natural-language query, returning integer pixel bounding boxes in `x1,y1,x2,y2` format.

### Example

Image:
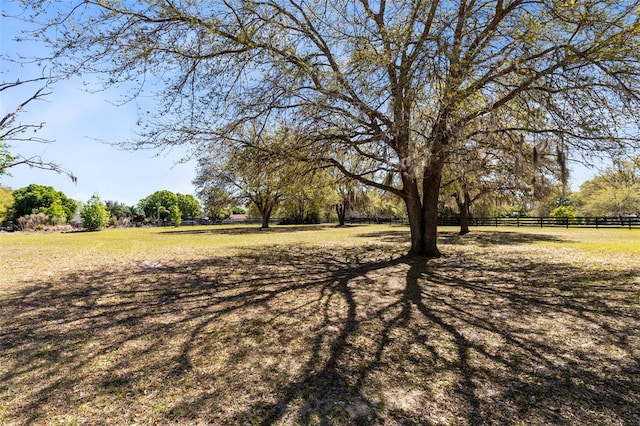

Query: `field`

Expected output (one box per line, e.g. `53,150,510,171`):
0,225,638,425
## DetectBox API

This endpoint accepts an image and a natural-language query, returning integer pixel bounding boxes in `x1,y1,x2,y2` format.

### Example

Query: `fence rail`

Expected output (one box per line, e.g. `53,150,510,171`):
437,216,640,229
123,216,640,230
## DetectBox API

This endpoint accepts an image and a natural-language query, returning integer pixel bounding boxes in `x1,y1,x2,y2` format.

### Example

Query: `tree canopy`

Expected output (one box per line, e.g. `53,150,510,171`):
11,184,77,223
194,127,305,228
138,190,180,221
0,187,14,224
176,193,201,219
577,158,640,217
17,0,640,255
138,190,201,221
104,200,132,220
81,194,110,231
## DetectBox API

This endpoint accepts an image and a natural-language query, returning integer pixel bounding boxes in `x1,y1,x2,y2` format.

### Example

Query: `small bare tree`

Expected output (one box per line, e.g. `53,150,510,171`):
1,78,76,182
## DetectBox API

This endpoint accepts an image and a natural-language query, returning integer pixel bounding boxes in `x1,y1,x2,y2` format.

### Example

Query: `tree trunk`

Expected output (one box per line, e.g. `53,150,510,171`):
462,191,472,234
422,178,442,258
403,192,441,257
456,190,471,235
400,162,444,258
260,206,271,229
336,203,346,226
260,214,270,228
404,191,426,255
410,140,446,258
459,205,469,235
398,173,436,257
297,200,305,224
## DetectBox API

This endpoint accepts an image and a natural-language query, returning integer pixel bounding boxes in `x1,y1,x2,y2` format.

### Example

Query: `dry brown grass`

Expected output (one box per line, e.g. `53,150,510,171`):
0,225,638,425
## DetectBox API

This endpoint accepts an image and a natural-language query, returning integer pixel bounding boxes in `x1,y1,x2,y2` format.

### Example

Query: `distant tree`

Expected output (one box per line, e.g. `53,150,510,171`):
333,184,354,227
195,127,306,229
360,189,404,220
59,195,77,223
332,177,368,227
81,194,110,231
130,206,146,223
176,193,201,219
45,198,67,225
278,169,333,224
11,184,76,223
169,204,182,226
104,200,132,221
104,200,135,227
441,125,567,234
0,187,14,224
578,158,640,218
330,175,402,226
197,186,233,221
138,190,179,222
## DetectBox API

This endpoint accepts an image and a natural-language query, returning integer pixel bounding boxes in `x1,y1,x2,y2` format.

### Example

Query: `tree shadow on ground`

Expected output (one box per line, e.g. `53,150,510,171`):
358,229,568,246
1,241,638,424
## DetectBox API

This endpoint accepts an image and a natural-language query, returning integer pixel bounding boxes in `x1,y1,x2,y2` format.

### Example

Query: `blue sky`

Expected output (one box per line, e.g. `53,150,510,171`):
0,75,199,206
1,6,198,206
1,3,599,207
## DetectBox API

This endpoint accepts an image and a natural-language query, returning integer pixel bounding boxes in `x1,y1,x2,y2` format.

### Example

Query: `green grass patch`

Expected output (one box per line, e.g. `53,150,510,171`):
529,227,640,255
1,225,638,424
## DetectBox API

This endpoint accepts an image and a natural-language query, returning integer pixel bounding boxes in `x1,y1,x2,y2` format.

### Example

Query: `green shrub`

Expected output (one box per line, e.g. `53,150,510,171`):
550,205,578,224
81,195,110,231
550,205,577,219
169,204,182,227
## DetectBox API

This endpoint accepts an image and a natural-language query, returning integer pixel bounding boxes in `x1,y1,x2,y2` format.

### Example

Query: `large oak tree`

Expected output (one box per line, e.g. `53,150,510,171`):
19,0,640,256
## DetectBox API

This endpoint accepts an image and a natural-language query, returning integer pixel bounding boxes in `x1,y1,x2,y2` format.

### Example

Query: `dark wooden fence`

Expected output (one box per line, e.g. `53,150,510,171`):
165,216,640,230
437,216,640,229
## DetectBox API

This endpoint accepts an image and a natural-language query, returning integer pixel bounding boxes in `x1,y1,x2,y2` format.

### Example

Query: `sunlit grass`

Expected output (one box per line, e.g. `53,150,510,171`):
469,226,640,261
0,224,387,286
536,228,640,255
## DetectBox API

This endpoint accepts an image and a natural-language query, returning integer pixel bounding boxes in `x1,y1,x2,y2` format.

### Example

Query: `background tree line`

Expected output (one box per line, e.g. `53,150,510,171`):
3,152,637,232
0,185,203,231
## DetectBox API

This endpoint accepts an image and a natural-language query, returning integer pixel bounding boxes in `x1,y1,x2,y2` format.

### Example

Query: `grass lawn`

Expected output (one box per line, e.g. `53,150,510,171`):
0,225,638,425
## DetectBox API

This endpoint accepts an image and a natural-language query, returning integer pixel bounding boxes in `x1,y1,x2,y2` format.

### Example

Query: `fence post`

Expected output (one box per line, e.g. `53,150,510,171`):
540,217,543,228
565,217,569,229
595,217,598,229
517,217,520,227
495,217,498,227
629,217,632,230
